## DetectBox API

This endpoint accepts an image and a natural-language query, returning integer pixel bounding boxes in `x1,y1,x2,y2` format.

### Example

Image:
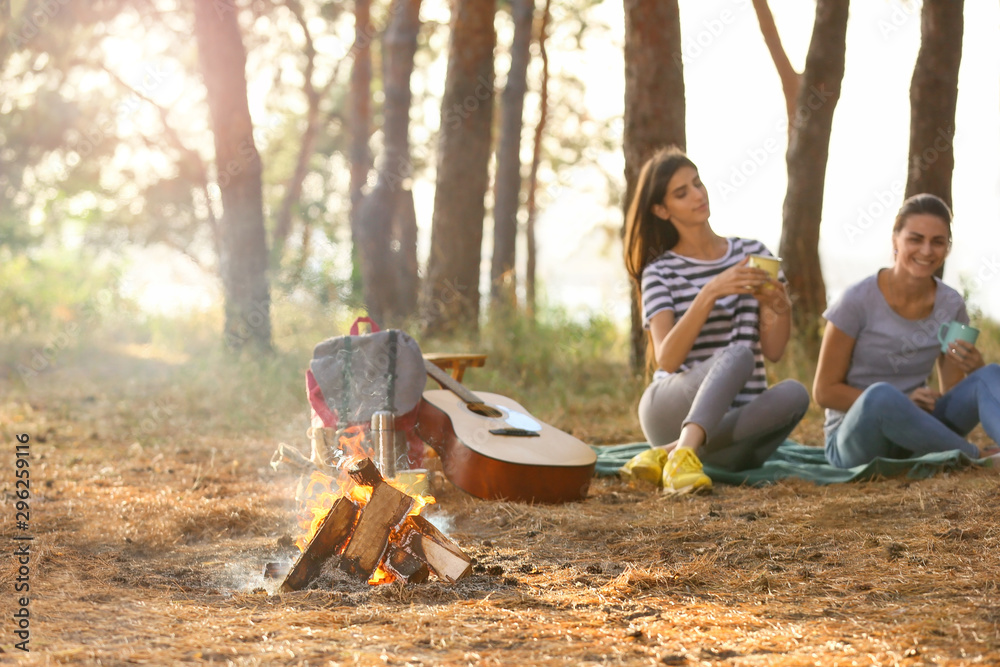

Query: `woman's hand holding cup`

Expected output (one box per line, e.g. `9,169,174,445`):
946,339,984,374
747,254,781,283
937,321,983,374
744,255,788,310
706,258,769,299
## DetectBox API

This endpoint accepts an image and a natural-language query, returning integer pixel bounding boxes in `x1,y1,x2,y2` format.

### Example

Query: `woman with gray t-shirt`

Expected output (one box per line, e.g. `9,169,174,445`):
814,193,1000,468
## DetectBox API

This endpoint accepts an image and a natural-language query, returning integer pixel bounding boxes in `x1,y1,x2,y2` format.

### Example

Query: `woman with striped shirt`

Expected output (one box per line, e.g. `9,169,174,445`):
622,147,810,494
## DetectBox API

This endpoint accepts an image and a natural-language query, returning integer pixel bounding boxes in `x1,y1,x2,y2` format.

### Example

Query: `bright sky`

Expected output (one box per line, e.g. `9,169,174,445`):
536,0,1000,322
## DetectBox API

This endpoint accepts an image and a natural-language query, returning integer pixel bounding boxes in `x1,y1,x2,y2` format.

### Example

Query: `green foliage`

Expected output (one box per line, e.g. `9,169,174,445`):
0,248,134,337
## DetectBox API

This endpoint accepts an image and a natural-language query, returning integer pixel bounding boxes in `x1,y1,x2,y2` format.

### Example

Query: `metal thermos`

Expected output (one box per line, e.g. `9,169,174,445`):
371,411,397,478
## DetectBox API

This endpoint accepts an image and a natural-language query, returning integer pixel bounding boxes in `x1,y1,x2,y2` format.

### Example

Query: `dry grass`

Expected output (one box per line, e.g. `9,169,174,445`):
2,332,1000,666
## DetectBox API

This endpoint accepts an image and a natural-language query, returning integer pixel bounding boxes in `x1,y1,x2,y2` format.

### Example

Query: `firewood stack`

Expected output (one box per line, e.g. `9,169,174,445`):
279,457,471,591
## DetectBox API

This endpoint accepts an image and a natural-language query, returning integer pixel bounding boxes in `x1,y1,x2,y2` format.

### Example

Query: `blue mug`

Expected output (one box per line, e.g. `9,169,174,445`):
937,321,979,353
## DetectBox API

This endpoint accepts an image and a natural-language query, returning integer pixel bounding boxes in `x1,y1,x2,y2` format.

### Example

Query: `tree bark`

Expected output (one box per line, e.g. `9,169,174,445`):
525,0,552,319
382,0,422,322
354,0,422,326
778,0,849,349
623,0,685,372
192,0,271,352
490,0,534,313
389,188,420,319
905,0,963,208
350,0,374,308
422,0,497,335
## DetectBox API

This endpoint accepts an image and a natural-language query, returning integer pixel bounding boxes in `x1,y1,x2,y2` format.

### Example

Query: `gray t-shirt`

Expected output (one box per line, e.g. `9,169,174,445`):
822,272,968,436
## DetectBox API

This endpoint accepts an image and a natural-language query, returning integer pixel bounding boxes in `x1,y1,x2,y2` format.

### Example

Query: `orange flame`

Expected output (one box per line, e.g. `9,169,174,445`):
369,567,394,585
293,426,435,585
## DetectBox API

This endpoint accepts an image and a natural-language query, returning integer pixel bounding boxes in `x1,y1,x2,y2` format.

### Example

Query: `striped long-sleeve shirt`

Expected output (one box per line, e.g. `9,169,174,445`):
641,237,779,406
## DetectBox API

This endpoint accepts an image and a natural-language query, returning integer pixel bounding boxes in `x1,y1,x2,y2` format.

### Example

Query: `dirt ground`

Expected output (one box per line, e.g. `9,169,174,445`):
3,348,1000,666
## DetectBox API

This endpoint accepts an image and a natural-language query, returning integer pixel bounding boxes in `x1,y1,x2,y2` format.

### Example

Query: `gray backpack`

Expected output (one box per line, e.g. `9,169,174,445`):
307,318,426,429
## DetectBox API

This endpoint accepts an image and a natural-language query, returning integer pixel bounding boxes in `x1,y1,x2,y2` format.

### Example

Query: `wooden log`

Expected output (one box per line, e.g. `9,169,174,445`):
339,477,414,580
348,457,384,488
401,514,471,582
384,544,430,584
280,497,359,592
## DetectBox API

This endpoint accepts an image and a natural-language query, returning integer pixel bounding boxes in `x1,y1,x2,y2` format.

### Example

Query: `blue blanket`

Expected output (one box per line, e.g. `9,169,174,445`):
594,440,994,486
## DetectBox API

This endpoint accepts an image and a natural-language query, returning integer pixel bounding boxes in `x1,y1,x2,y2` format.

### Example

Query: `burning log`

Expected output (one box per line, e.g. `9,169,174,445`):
279,456,470,591
399,515,471,582
279,496,359,592
347,457,385,487
339,459,415,580
384,544,430,583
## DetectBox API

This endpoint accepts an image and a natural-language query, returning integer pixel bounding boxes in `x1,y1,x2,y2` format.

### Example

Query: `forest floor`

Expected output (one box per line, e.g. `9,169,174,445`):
2,338,1000,666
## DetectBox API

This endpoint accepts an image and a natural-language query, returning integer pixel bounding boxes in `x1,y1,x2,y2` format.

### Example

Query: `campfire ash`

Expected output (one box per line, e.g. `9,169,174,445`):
271,428,471,590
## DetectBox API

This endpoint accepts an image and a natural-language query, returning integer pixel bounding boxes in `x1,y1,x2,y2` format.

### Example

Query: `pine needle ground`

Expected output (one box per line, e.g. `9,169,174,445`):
2,314,999,666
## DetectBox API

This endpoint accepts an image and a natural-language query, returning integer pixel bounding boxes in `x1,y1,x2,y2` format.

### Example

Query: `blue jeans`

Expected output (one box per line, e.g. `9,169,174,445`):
825,364,1000,468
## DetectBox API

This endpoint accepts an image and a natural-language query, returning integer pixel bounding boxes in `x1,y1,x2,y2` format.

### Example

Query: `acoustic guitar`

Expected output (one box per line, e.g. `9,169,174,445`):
415,360,597,503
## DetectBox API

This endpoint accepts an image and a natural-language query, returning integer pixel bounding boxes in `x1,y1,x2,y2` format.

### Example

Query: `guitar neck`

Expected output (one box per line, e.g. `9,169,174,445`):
423,359,483,405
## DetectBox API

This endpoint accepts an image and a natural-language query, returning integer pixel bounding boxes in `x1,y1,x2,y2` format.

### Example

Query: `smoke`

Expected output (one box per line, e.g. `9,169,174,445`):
212,558,288,595
425,511,454,536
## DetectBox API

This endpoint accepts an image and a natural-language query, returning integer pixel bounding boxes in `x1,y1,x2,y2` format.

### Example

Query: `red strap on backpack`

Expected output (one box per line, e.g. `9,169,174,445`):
349,317,381,335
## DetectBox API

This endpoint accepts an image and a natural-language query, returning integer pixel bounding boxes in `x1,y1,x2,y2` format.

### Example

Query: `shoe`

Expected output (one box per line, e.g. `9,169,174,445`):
661,448,712,495
619,448,669,485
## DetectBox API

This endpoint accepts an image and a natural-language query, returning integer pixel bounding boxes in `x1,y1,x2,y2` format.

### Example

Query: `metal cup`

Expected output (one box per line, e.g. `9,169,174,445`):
371,411,398,478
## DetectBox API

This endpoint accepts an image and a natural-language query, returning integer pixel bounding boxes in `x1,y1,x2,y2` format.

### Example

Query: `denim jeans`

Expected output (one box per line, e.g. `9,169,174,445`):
825,364,1000,468
638,345,810,472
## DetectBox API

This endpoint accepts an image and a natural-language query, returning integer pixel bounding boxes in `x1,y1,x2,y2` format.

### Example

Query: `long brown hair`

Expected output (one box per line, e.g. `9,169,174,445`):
623,146,698,375
623,146,697,287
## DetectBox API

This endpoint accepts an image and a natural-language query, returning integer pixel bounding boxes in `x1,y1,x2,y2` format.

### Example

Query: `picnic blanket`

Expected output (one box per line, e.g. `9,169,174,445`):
593,440,995,486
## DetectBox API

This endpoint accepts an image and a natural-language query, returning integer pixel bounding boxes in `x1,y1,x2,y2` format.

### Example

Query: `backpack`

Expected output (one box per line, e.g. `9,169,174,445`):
305,317,427,470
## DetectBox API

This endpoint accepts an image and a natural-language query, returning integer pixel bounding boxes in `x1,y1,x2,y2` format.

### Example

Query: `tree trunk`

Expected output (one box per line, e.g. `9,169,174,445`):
382,0,422,322
389,188,420,319
490,0,534,314
905,0,963,207
623,0,685,373
778,0,849,351
422,0,497,335
350,0,374,309
192,0,271,352
354,0,422,326
525,0,552,319
354,184,394,326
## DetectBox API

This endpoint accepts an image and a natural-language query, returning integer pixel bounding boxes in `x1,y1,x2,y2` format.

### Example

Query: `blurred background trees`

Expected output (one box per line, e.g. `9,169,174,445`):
0,0,982,369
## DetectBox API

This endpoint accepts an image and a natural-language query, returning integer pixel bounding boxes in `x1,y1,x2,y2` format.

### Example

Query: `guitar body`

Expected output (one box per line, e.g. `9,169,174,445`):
415,389,596,504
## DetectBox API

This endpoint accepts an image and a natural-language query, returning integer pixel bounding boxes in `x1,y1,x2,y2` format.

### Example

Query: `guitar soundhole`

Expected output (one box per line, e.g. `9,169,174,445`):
468,402,503,419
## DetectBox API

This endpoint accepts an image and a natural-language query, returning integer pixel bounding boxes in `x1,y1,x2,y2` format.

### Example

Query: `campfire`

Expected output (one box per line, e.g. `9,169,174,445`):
273,429,471,590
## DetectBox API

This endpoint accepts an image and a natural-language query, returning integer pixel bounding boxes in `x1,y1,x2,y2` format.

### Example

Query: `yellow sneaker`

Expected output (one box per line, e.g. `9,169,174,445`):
661,448,712,495
619,447,669,485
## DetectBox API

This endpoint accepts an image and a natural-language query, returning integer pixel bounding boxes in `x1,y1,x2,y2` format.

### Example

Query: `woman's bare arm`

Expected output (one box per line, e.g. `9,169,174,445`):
813,322,862,412
648,292,717,373
757,279,792,362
